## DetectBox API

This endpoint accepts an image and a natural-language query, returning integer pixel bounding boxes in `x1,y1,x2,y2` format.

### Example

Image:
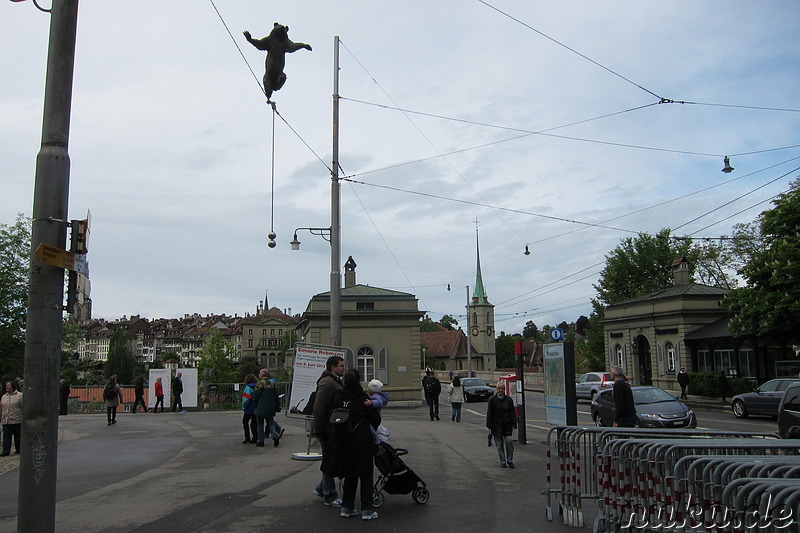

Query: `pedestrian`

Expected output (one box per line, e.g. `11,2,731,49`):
59,378,70,415
486,381,517,468
325,369,381,521
103,375,123,426
448,369,454,381
610,366,637,428
0,381,22,456
241,374,258,444
171,372,184,412
719,371,729,403
252,369,281,448
153,377,165,413
677,368,689,400
423,369,441,421
447,375,465,422
132,374,147,413
311,355,345,506
263,370,285,446
366,379,389,443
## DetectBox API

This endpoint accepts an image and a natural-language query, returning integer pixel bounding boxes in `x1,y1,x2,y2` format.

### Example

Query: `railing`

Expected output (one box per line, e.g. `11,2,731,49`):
64,382,292,414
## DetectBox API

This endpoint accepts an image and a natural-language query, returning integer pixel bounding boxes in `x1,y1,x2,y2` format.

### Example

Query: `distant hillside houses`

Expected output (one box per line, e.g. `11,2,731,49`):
71,302,300,371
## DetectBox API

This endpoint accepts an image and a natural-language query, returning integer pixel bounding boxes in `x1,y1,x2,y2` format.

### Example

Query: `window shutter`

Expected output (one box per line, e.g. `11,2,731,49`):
656,343,665,376
378,347,388,383
344,347,355,370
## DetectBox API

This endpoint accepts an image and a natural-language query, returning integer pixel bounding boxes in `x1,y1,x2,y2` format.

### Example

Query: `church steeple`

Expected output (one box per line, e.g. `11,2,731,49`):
472,232,489,304
467,221,495,371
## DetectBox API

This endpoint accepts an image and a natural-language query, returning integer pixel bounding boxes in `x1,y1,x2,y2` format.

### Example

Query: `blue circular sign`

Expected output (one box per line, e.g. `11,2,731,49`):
550,328,564,341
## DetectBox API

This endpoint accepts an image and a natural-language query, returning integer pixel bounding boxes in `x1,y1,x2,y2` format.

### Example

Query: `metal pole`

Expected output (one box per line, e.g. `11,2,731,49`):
515,351,527,445
19,1,79,531
465,285,472,378
330,36,341,346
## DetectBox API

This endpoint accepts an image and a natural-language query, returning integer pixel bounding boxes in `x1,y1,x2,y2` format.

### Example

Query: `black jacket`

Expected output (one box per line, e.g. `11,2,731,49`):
321,388,380,479
486,393,517,437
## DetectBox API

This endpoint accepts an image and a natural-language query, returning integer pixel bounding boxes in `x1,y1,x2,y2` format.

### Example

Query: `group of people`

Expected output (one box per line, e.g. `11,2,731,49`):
424,369,518,468
309,355,385,521
103,372,185,425
240,369,285,447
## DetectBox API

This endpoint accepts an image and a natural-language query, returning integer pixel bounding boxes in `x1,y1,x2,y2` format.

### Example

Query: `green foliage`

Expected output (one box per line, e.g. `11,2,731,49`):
594,228,692,306
495,332,524,368
688,371,753,398
197,328,237,383
0,214,31,378
439,314,458,330
237,356,261,381
419,318,440,332
106,328,136,383
522,320,539,339
726,178,800,339
575,310,606,372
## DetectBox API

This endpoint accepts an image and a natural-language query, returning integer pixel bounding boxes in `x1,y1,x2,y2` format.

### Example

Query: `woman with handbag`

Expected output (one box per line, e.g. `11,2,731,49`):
324,369,381,521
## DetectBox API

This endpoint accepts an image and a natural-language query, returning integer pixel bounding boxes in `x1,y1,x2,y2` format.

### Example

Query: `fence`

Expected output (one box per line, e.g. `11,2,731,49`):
542,426,796,531
65,382,292,414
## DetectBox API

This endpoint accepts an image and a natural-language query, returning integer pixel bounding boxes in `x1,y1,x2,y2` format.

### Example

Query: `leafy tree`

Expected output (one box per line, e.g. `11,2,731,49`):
522,320,539,339
0,214,31,378
161,351,180,363
575,315,589,336
106,328,136,383
594,228,692,307
495,332,524,368
419,318,441,332
197,328,237,383
725,178,800,340
575,309,607,372
237,356,261,382
439,314,458,330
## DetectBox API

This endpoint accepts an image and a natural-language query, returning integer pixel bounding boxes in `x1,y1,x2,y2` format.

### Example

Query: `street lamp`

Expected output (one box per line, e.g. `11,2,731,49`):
289,227,331,250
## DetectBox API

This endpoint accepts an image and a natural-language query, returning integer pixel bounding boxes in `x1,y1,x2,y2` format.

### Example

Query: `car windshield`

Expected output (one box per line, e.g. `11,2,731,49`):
632,388,676,404
461,379,485,387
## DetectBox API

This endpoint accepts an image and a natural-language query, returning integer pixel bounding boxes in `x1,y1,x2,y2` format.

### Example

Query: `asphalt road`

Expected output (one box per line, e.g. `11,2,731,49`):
0,392,779,533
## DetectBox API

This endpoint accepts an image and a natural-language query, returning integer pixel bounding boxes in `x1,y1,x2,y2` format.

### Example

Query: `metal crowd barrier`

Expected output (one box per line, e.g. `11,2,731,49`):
542,426,780,529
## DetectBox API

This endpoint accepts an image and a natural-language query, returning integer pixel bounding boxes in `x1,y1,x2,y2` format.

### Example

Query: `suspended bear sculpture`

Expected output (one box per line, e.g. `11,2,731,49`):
243,22,312,101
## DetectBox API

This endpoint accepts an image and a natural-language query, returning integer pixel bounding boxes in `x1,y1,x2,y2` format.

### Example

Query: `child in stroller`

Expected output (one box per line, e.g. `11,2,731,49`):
372,441,429,508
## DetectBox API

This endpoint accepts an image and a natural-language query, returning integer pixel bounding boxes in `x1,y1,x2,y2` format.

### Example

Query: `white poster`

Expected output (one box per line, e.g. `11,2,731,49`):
177,368,198,408
148,369,171,407
544,344,567,426
288,343,347,418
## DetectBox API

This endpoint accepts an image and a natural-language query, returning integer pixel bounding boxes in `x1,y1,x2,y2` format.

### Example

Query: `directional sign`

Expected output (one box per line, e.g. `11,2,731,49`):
550,328,564,341
35,243,75,270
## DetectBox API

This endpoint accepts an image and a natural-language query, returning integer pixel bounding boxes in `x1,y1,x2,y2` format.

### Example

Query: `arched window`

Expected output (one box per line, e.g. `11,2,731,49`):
615,344,624,368
666,342,676,373
357,346,375,382
472,312,478,325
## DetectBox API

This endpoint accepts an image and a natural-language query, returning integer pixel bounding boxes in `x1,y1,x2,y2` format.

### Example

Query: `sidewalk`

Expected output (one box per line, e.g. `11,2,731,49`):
0,406,571,533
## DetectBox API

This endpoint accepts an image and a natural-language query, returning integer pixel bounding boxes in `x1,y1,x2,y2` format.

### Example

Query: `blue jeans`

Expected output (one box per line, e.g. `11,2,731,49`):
316,438,338,502
451,402,462,422
256,416,277,443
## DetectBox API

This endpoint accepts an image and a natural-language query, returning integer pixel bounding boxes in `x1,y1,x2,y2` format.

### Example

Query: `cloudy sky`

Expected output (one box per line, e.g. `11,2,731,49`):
2,1,798,336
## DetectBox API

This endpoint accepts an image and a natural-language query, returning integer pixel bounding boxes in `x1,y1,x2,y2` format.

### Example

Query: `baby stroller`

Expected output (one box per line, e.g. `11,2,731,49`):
372,441,429,507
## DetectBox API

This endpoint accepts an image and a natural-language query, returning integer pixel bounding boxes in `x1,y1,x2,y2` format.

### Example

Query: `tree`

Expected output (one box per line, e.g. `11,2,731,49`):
106,328,136,383
439,315,458,330
197,328,237,383
575,308,607,372
420,318,441,332
575,316,589,336
0,214,31,378
495,332,524,368
725,178,800,340
593,228,692,307
522,321,539,339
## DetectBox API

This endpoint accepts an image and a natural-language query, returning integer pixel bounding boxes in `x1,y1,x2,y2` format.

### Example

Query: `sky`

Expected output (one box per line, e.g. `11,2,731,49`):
2,1,799,336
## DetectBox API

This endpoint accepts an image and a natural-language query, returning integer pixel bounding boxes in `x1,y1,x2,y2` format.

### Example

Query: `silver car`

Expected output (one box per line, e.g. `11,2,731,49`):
575,372,613,400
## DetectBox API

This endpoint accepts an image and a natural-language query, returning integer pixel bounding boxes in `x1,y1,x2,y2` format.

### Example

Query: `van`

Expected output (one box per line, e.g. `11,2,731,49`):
777,381,800,438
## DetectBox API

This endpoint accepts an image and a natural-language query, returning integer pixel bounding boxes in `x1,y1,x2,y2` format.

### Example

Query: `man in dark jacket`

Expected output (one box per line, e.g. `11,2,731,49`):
171,372,184,413
312,355,345,506
487,381,517,468
252,371,280,447
132,374,147,413
611,366,637,427
677,368,689,400
423,370,441,421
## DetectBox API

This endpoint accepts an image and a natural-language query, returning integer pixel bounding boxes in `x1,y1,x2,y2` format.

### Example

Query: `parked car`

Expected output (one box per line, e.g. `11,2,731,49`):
730,378,796,419
777,381,800,438
575,372,613,400
461,378,493,402
591,386,697,428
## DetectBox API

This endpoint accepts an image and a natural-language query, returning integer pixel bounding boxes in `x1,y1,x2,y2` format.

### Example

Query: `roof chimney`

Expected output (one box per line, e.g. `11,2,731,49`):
672,256,691,286
344,256,357,288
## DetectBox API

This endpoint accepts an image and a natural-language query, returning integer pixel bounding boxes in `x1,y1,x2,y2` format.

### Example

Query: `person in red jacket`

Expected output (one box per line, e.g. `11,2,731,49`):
153,377,165,413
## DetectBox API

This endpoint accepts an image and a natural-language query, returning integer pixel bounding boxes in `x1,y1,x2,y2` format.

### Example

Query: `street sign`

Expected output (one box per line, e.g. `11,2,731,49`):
35,243,75,270
550,328,564,341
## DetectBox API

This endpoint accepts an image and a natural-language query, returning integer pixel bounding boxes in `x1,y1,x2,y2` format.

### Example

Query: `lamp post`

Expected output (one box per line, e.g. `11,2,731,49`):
329,36,342,347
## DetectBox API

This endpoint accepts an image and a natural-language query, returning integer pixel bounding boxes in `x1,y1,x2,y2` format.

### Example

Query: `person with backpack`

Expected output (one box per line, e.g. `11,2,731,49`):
311,355,345,506
251,370,280,448
241,374,258,444
325,369,381,521
131,374,147,413
423,370,441,421
171,372,184,413
103,375,123,426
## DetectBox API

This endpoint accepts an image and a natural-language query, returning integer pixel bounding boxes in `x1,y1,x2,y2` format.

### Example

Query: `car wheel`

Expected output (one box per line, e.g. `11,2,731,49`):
593,413,604,427
412,487,430,504
732,400,748,419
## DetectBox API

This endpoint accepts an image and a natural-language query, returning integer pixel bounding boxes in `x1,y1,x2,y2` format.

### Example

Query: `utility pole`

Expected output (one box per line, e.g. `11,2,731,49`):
465,285,472,377
330,36,341,347
18,1,79,531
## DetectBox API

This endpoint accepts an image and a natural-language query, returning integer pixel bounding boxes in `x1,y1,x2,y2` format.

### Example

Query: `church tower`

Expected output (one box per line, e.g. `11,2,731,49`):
468,228,496,370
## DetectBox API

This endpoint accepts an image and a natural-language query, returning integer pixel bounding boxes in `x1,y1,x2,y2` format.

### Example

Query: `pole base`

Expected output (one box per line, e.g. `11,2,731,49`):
291,452,322,461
